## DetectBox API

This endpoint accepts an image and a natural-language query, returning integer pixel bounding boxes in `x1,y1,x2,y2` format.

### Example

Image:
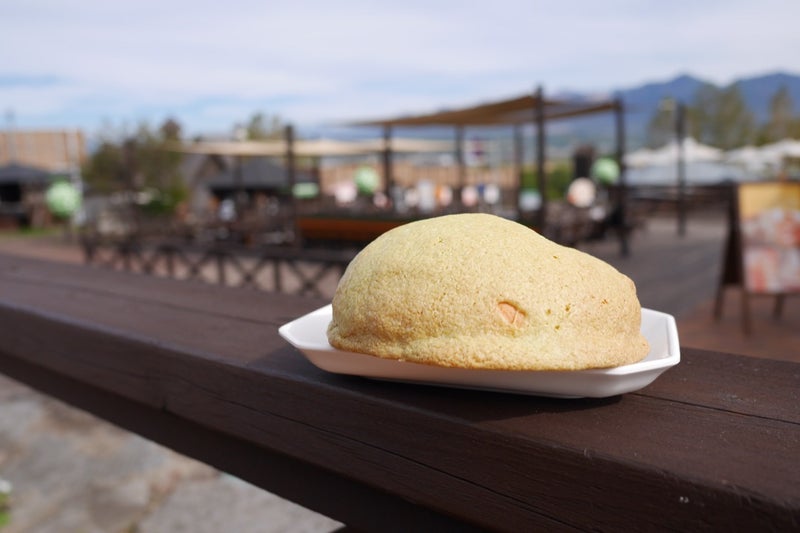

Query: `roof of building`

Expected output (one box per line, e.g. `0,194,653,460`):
0,163,53,185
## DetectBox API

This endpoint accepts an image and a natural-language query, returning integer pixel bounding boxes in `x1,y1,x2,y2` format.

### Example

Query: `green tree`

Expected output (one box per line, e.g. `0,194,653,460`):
687,83,720,145
645,98,678,148
81,120,134,192
688,83,755,149
715,84,756,149
134,119,184,191
520,162,571,199
82,118,187,212
244,112,284,140
81,141,126,193
757,85,797,144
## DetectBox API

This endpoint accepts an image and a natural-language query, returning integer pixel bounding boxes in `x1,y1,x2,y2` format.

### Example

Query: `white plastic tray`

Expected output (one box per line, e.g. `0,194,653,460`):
279,305,680,398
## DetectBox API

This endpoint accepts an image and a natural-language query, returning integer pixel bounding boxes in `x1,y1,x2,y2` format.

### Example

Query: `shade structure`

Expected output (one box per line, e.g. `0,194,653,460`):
349,89,621,209
346,87,628,255
354,138,453,153
350,93,617,127
168,138,452,158
166,88,626,253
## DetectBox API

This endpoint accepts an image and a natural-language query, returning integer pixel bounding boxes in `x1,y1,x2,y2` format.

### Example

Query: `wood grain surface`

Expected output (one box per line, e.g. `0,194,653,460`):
0,253,798,532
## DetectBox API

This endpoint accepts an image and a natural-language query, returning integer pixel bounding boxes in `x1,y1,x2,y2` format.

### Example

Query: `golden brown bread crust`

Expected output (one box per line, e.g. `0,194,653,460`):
327,213,650,370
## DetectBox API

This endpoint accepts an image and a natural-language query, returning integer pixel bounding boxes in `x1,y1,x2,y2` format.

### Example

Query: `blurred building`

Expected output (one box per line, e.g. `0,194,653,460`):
0,129,86,228
0,129,86,173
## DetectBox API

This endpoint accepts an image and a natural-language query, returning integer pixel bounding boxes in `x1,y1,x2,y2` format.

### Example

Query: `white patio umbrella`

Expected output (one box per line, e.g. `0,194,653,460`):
724,139,800,176
757,138,800,165
625,138,722,168
724,145,770,174
647,137,723,165
624,147,656,168
168,138,453,157
626,138,743,186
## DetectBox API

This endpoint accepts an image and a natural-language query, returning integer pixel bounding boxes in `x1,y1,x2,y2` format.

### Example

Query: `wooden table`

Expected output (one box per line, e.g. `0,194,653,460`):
0,254,797,531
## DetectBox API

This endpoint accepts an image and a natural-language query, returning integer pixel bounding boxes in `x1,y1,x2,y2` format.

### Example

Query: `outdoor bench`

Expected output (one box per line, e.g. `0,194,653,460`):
0,253,797,532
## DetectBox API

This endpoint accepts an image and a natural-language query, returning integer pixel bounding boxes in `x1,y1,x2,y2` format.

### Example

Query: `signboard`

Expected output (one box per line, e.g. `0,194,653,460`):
715,181,799,334
737,181,800,293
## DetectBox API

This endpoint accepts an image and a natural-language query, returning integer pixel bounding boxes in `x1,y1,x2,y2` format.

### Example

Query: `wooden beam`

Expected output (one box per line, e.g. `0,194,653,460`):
350,93,616,128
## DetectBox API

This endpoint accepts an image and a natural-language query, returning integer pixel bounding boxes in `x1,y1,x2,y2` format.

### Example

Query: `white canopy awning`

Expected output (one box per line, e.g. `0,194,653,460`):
723,138,800,175
624,147,656,168
625,138,722,168
168,138,452,157
757,138,800,161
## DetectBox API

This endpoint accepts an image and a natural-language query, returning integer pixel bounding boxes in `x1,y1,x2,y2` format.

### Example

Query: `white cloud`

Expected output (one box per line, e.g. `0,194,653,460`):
0,0,798,135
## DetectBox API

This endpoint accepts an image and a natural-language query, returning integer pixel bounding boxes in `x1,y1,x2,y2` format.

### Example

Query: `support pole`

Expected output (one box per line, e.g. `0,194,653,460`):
455,125,465,205
676,102,687,237
382,125,393,194
614,97,630,257
534,86,547,232
284,124,299,246
513,124,524,217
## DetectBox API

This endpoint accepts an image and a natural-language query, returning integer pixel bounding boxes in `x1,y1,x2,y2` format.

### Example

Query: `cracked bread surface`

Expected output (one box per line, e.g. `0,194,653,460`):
327,213,649,370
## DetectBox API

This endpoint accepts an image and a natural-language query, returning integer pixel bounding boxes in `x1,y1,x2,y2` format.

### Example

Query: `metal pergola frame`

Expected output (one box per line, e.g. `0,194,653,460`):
350,86,628,254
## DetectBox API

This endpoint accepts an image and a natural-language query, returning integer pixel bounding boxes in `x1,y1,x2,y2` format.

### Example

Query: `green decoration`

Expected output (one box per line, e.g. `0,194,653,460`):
354,166,380,194
46,181,82,218
293,182,320,199
591,158,620,185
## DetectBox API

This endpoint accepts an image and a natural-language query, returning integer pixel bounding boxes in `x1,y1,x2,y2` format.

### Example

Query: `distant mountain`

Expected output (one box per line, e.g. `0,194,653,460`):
304,71,800,152
618,73,708,115
734,71,800,122
550,70,800,149
619,70,800,124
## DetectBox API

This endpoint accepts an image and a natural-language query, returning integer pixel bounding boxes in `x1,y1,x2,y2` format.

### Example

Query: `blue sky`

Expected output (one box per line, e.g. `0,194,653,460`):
1,0,799,139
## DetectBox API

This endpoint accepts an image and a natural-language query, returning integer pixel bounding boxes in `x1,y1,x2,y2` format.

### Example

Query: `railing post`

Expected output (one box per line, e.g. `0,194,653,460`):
216,251,227,286
273,258,282,292
121,241,132,272
165,246,175,278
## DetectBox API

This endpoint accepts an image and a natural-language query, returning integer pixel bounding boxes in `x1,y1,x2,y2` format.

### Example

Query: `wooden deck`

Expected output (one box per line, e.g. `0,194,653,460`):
580,210,728,318
580,211,799,362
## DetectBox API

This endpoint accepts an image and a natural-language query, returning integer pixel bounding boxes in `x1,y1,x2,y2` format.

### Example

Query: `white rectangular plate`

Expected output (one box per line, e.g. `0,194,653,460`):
279,305,680,398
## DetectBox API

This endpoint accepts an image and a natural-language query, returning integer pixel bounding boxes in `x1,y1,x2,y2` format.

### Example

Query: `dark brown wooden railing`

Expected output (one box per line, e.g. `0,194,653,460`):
0,253,798,531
